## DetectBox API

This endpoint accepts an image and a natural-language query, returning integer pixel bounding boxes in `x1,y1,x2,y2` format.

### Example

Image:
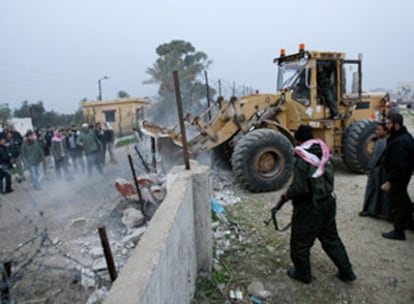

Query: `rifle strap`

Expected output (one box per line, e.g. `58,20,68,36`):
272,212,291,232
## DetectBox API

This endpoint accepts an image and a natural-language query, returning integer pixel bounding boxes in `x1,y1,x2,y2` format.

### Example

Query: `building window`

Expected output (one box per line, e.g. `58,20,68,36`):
104,110,116,122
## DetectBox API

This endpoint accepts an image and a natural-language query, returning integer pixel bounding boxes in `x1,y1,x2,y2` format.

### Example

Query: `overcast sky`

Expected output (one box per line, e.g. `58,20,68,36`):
1,0,413,113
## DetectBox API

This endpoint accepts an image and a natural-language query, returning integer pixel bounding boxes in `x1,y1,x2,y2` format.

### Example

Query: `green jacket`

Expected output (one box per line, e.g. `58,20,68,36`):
21,139,44,166
76,130,100,154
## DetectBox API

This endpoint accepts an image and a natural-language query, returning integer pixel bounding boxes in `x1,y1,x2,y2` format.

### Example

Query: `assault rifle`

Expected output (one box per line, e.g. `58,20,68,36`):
264,196,291,232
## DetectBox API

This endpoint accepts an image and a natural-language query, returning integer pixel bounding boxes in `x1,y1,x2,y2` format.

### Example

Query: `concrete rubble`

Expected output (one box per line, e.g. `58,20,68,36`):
70,217,87,227
247,280,271,300
62,170,169,301
89,247,104,259
86,287,108,304
114,173,166,204
121,207,145,229
92,257,108,271
81,268,96,289
120,226,146,245
214,189,241,207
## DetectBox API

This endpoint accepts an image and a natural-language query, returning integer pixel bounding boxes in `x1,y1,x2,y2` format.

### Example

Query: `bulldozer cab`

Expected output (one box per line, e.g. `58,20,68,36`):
275,49,364,121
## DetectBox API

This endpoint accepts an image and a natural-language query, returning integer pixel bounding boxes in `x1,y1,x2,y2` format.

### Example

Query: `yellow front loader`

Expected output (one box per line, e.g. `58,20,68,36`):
143,44,388,192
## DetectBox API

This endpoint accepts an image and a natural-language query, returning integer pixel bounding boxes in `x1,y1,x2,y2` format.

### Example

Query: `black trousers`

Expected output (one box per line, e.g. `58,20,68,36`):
290,196,353,280
0,169,11,192
320,87,338,116
389,177,413,232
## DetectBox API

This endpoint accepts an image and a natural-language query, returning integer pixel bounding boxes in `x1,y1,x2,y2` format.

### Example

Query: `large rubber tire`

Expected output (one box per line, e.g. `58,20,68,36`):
231,129,294,193
342,119,378,173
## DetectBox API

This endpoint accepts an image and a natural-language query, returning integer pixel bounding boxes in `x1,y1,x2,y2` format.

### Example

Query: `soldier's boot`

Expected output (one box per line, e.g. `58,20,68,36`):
286,269,311,284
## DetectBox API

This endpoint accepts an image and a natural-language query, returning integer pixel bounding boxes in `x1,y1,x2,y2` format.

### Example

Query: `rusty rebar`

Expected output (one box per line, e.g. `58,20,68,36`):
151,137,157,172
173,70,190,170
98,227,117,282
128,154,143,202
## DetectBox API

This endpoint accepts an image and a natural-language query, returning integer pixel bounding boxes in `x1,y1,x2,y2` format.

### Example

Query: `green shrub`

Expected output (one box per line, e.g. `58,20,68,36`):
115,137,136,147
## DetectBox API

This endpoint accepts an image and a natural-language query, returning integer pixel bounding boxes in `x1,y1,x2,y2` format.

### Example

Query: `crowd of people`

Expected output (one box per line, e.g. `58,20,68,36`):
0,122,117,193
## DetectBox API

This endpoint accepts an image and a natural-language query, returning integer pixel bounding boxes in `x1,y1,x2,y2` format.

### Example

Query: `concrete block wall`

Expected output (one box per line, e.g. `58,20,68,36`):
104,162,212,304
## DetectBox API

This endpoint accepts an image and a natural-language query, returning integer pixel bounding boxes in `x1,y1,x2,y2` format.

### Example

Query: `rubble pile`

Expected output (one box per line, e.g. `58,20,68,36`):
61,172,168,303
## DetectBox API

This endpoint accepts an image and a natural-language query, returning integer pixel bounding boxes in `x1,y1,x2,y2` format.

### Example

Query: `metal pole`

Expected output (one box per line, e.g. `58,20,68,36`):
204,70,211,120
98,79,102,101
358,53,363,99
151,137,157,172
1,261,11,304
98,227,117,282
218,79,222,97
173,70,190,170
127,154,143,202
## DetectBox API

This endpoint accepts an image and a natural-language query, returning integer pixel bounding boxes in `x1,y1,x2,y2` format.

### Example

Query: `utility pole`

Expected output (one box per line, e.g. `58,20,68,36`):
98,76,109,100
204,70,211,120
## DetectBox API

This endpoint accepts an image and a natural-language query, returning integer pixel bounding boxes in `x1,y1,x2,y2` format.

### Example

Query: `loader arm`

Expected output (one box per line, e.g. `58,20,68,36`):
189,93,283,152
141,93,284,153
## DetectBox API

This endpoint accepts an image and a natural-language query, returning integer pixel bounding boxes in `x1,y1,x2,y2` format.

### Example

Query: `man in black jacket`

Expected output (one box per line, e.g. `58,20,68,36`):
95,122,107,165
317,62,339,120
0,137,13,193
6,129,25,182
282,125,356,284
381,113,414,240
66,125,86,174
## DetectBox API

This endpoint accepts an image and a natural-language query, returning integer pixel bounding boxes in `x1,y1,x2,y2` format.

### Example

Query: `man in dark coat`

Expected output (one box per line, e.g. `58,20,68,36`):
282,125,356,284
66,125,86,174
77,123,103,176
0,124,9,140
95,122,107,165
6,128,25,182
0,137,13,193
317,62,339,119
21,130,44,190
381,113,414,240
360,122,391,219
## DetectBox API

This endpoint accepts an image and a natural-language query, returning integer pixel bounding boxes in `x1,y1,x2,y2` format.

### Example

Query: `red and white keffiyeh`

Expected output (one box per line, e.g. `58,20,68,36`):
294,138,330,178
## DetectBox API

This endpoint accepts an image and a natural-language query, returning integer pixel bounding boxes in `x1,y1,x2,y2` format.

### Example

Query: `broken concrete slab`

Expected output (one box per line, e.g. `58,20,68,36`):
121,226,146,245
121,208,145,229
70,217,87,227
81,268,96,289
89,247,104,259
